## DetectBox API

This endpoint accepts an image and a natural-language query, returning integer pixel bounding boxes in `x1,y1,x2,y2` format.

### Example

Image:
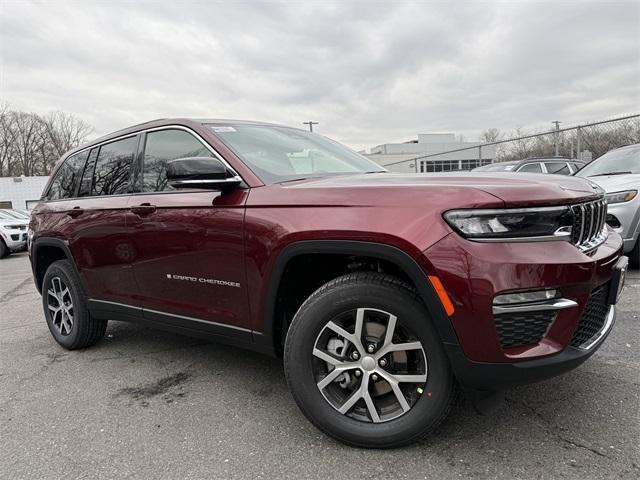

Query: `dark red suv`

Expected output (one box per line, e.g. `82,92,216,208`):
29,119,628,447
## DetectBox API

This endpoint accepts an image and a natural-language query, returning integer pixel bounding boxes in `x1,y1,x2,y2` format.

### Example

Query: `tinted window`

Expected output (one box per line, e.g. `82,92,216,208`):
518,163,543,173
46,151,89,200
78,148,98,197
91,137,137,196
143,129,212,192
544,162,571,175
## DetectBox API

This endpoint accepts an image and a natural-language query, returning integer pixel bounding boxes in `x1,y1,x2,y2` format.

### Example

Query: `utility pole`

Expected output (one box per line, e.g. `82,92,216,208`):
303,121,318,132
552,121,561,157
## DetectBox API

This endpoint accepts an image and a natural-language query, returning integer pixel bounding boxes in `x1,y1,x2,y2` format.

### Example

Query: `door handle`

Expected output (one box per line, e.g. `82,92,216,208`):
130,203,157,215
67,206,84,218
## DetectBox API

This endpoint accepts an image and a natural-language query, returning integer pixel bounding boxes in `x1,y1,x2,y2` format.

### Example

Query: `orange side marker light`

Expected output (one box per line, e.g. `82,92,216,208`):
428,275,455,316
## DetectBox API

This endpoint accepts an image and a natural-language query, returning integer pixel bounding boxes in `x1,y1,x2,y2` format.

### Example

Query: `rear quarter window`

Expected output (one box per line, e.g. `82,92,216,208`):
45,151,89,200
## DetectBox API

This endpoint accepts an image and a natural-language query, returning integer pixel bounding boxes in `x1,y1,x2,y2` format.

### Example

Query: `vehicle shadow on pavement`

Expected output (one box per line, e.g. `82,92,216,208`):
94,319,638,472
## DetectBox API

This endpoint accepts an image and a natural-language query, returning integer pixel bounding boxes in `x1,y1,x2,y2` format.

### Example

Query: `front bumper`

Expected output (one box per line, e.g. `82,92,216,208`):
1,232,28,251
445,304,616,390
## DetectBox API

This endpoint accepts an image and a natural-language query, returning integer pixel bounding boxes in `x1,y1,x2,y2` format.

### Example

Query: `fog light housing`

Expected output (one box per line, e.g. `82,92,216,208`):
494,289,560,305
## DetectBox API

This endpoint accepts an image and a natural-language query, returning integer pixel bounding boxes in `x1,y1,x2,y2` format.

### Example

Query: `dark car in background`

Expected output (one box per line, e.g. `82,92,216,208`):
473,157,585,175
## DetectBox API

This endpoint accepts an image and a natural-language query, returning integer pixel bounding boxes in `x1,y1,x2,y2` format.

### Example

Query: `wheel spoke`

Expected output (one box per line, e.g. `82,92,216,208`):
376,341,423,358
47,304,61,314
376,370,411,412
337,384,364,414
317,367,346,390
382,313,397,348
326,321,363,353
313,348,343,366
62,314,72,334
386,373,427,384
354,308,365,345
47,288,59,303
60,287,71,302
362,390,381,423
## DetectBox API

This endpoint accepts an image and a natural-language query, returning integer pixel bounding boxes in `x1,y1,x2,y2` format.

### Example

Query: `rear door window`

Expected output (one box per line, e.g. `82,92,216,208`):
46,151,89,200
517,163,543,173
91,136,138,196
142,129,213,192
544,162,571,175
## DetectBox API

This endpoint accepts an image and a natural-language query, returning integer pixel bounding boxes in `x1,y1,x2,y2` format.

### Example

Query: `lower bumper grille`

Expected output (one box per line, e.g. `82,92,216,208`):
495,311,556,348
570,284,609,348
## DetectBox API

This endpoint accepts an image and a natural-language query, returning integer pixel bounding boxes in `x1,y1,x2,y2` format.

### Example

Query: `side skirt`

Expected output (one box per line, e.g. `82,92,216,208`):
87,299,272,354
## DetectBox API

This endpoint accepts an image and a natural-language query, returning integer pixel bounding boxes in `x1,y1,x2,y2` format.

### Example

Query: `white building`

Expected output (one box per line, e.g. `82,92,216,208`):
364,133,496,173
0,176,49,209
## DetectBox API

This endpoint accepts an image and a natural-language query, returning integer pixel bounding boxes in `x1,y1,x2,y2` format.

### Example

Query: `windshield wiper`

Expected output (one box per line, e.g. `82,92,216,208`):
589,171,632,177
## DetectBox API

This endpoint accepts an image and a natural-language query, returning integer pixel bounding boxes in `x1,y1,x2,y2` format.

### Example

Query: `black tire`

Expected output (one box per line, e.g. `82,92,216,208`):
0,239,9,258
42,260,107,349
630,237,639,270
284,272,457,448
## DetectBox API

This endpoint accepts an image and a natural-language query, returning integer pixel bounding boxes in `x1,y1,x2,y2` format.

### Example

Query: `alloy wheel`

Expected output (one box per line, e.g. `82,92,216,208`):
312,307,427,423
47,276,74,336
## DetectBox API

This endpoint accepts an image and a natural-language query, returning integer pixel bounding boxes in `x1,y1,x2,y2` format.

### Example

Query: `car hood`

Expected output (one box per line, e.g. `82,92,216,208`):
579,173,640,193
0,219,28,227
282,172,604,207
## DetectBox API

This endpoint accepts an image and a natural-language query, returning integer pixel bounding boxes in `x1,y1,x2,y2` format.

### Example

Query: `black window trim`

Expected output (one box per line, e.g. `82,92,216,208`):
133,126,244,195
42,125,243,202
515,161,544,173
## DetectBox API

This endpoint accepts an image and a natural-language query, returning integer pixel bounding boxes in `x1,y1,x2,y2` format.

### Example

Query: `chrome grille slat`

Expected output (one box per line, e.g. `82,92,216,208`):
579,204,586,245
570,198,607,252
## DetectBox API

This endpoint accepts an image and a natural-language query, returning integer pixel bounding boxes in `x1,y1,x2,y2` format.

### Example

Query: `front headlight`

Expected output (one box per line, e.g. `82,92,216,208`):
1,224,23,230
443,206,573,240
605,190,637,204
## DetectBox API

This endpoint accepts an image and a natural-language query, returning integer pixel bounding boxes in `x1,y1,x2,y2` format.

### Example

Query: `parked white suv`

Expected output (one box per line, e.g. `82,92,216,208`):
0,213,28,258
576,144,640,267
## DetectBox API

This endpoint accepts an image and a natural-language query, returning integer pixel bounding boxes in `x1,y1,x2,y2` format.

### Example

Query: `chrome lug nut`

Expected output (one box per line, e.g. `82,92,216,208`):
351,351,360,360
367,344,376,353
354,370,362,377
371,373,379,381
379,358,387,367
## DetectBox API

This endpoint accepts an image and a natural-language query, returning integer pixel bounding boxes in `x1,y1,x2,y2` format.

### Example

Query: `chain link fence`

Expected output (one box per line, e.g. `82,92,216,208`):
385,114,640,171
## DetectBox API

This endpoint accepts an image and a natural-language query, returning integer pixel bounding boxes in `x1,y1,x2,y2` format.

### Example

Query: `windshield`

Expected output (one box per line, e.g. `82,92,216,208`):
473,163,515,172
0,209,28,219
207,124,386,184
576,145,640,176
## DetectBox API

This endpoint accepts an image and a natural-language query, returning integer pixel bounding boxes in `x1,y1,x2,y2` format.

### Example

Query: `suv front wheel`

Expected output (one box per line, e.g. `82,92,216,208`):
284,272,457,448
42,260,107,349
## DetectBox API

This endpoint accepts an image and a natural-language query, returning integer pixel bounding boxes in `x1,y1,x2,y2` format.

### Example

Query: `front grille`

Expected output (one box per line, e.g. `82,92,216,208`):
570,199,607,251
570,284,609,348
495,311,556,349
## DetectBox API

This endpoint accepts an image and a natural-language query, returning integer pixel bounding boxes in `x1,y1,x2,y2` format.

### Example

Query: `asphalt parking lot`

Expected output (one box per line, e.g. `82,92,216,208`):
1,252,638,479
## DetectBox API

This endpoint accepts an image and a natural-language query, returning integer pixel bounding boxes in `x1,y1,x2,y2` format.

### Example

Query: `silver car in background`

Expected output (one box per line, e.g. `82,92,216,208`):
576,143,640,267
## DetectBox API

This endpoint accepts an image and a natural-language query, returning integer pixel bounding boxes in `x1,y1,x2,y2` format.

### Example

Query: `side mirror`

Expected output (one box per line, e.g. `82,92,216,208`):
166,157,242,191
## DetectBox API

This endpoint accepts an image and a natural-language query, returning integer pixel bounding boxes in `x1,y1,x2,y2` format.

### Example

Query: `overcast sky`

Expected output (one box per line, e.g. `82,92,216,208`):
1,0,638,150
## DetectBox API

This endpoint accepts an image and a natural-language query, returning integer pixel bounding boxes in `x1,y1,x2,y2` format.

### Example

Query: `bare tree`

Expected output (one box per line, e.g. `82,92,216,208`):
0,106,93,176
44,111,93,159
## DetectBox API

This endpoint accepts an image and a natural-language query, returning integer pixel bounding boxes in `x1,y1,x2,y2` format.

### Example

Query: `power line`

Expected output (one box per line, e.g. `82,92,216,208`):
303,121,318,132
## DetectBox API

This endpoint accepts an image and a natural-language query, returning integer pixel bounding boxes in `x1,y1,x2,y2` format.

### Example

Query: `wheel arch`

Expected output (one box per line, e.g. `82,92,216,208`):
31,238,79,294
257,240,460,355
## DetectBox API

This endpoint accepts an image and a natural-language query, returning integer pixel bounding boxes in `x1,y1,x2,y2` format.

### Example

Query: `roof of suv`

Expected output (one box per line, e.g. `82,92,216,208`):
66,118,292,159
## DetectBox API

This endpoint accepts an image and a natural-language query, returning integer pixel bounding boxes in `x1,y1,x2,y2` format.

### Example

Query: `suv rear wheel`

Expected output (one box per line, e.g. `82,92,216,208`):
284,272,457,448
0,239,9,258
42,260,107,349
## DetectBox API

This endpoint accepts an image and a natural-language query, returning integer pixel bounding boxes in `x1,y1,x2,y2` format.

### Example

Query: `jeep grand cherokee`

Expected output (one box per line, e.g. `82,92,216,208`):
29,119,627,448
